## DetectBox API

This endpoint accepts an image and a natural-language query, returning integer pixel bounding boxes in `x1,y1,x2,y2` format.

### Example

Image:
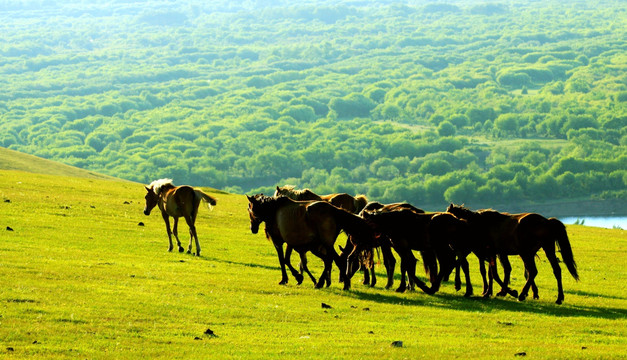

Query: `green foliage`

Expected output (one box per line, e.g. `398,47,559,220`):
0,0,625,210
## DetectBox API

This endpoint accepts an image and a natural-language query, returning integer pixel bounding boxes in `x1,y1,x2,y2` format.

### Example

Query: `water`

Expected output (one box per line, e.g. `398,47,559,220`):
560,216,627,230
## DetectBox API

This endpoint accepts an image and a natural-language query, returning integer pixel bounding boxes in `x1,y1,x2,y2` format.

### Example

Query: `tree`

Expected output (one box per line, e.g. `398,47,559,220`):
437,121,455,137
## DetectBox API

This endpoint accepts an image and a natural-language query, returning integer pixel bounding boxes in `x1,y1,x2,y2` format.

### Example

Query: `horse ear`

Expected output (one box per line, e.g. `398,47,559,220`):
246,195,255,202
145,186,151,192
276,186,280,190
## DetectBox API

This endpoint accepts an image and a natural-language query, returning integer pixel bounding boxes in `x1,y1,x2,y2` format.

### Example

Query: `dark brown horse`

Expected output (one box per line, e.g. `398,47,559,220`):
274,185,369,284
274,185,368,214
446,204,579,304
355,209,465,295
247,194,375,288
340,201,427,291
144,179,217,256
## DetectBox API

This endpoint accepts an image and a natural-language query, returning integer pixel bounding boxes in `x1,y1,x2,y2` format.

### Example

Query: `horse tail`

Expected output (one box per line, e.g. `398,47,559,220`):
195,189,217,209
353,195,369,214
550,218,579,281
420,250,438,283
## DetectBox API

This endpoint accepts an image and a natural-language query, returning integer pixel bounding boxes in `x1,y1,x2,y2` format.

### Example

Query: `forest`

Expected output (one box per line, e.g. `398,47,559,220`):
0,0,625,212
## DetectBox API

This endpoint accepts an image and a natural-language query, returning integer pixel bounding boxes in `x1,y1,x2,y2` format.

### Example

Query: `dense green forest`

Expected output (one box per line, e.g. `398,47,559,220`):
0,0,625,212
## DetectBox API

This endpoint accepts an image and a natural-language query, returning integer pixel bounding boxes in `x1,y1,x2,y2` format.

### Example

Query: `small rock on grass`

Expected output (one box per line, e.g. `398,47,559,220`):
390,341,403,348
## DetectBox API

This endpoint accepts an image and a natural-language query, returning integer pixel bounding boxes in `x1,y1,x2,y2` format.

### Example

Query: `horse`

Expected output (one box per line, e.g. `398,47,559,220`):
355,209,465,295
274,185,368,214
143,179,217,256
340,201,427,291
274,185,369,284
247,194,375,288
446,204,579,304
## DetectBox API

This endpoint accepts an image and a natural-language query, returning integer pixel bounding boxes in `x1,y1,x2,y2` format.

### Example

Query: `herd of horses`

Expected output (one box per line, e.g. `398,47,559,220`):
143,179,579,305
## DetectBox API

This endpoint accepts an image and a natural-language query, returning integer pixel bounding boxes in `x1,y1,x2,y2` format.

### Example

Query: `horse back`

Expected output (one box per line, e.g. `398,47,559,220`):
274,201,318,246
162,185,197,217
326,193,358,213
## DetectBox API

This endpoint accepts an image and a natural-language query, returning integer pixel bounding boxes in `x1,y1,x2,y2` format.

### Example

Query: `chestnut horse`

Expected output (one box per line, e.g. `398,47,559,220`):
446,204,579,304
247,194,374,288
143,179,216,256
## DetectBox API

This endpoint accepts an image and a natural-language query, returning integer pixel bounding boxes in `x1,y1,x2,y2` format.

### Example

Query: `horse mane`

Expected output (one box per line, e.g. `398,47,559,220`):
447,204,477,218
354,195,369,213
149,178,174,195
275,185,320,201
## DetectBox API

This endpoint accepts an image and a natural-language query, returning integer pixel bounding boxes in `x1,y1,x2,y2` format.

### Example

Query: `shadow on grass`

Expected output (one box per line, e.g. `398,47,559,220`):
344,284,627,320
203,256,282,272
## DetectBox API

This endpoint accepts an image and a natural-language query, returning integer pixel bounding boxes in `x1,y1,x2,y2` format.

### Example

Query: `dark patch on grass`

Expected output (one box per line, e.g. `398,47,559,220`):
6,298,36,303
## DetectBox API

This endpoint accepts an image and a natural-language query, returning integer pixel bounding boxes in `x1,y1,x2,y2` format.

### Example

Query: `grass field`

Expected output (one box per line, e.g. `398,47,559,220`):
0,166,625,359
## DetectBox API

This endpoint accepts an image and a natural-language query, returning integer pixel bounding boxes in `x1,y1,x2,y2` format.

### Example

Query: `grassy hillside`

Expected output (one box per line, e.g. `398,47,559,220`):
1,168,625,359
0,146,117,181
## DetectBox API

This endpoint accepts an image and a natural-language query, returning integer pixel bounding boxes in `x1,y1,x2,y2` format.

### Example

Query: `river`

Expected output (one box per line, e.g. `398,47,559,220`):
560,216,627,230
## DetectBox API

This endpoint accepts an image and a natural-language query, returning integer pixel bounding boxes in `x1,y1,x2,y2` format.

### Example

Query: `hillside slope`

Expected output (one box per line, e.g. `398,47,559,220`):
0,146,118,181
0,169,625,359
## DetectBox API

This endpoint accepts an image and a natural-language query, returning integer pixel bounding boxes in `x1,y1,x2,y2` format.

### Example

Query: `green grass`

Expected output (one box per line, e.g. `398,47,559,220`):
0,168,625,359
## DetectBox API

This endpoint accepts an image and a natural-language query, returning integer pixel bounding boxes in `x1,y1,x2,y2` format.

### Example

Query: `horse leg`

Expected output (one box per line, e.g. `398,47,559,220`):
285,245,305,285
454,258,462,291
172,217,184,253
298,250,317,286
545,248,564,304
396,255,408,293
479,258,491,297
518,254,538,302
404,252,431,294
370,267,377,288
274,242,289,285
381,243,396,290
460,255,473,297
162,213,174,252
496,256,512,297
316,254,333,289
362,266,370,286
184,215,200,256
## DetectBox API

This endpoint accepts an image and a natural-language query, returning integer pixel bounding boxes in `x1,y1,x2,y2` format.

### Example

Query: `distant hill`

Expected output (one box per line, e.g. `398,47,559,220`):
0,147,119,181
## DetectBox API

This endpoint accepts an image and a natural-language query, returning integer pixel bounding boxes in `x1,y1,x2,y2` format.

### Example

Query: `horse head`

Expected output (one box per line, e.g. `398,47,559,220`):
247,194,265,234
143,186,159,215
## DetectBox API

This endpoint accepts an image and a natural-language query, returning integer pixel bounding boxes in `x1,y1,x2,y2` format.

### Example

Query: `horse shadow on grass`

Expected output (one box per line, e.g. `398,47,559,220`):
344,283,627,320
202,256,281,272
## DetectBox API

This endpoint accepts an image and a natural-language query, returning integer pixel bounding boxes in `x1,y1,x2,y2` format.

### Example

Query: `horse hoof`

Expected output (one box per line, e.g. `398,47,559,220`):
279,280,287,285
510,290,519,298
533,294,539,300
178,247,184,253
464,292,473,298
496,290,507,297
555,299,563,305
518,294,527,302
395,287,405,293
295,274,304,284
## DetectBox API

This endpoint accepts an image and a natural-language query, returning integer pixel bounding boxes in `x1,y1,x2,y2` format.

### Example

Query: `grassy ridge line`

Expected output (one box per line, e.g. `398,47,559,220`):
0,169,626,359
0,147,119,181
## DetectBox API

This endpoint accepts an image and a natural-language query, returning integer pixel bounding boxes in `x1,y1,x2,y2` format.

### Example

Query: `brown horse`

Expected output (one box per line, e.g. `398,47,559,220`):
446,204,579,304
356,209,464,295
274,185,369,283
340,201,427,291
247,194,375,288
274,185,368,214
143,179,217,256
